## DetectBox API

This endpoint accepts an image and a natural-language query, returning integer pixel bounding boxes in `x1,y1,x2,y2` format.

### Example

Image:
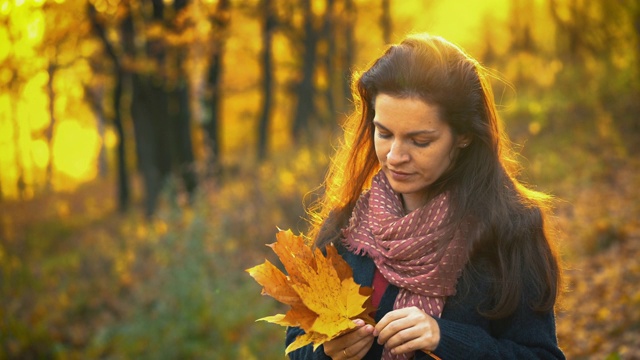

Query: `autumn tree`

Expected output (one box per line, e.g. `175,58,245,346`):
89,0,201,216
274,0,358,143
131,0,198,216
257,0,275,160
1,5,37,200
380,0,391,44
548,0,640,150
340,0,356,108
290,0,319,141
202,0,231,177
319,0,356,123
508,0,535,54
88,1,131,211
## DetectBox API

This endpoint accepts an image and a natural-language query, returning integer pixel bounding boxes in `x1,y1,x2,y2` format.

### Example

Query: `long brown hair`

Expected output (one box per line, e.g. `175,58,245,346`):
307,34,561,318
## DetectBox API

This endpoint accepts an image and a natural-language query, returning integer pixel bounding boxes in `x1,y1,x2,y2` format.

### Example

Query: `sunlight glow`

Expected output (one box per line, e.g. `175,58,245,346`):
52,121,101,188
395,0,510,54
25,7,44,42
31,138,49,169
103,127,118,149
22,71,50,132
0,1,11,15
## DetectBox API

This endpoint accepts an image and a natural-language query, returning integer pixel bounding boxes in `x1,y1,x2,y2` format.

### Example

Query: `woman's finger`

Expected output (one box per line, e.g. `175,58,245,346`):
323,320,375,359
375,308,413,344
374,307,440,353
346,326,376,358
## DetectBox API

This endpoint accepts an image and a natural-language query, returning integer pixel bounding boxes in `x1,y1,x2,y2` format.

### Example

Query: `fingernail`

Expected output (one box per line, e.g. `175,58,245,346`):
353,319,364,326
364,325,374,333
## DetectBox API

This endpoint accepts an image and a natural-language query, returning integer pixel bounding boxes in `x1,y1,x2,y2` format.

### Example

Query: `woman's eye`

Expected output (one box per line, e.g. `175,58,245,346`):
376,131,392,139
413,140,431,147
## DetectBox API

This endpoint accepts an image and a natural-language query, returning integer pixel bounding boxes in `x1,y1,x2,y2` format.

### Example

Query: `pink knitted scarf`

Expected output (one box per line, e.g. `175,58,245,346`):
342,171,469,360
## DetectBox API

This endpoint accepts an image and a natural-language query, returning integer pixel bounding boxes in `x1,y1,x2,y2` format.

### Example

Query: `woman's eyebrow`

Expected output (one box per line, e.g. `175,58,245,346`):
373,121,437,136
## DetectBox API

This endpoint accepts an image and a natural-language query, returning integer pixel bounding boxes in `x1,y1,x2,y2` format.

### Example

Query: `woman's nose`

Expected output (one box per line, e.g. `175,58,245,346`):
387,141,409,164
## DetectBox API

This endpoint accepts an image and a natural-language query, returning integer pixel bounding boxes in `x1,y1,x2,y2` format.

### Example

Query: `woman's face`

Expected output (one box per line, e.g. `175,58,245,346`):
373,94,469,212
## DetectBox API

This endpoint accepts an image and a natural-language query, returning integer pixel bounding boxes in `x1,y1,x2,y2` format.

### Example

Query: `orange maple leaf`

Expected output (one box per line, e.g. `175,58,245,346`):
246,229,375,354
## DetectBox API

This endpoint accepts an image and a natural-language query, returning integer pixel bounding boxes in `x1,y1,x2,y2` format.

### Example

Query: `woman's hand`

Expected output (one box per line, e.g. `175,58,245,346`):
323,319,375,359
374,306,440,355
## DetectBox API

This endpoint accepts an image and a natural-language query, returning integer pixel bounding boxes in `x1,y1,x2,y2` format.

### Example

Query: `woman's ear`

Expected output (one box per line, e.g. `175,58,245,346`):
456,134,472,148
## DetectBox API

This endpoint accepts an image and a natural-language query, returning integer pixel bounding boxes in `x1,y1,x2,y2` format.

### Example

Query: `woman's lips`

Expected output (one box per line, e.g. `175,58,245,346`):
388,169,412,181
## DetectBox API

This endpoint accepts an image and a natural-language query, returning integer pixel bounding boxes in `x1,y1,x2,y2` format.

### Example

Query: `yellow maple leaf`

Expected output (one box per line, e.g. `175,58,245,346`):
246,229,375,354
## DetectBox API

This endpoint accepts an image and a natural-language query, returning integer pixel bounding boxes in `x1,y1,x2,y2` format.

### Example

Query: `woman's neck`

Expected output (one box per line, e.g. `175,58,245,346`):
401,190,434,214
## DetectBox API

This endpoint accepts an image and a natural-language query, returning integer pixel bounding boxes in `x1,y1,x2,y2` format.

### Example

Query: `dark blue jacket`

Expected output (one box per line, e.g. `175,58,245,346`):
286,245,565,359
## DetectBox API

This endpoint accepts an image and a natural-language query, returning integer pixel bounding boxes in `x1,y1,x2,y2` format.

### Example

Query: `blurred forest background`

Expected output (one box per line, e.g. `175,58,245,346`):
1,0,639,358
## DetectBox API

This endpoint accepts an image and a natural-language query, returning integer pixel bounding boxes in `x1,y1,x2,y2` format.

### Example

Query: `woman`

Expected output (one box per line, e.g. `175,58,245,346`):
286,34,564,359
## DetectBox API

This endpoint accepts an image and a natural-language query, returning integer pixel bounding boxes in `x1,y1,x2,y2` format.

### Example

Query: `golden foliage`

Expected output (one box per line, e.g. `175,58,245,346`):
246,229,374,354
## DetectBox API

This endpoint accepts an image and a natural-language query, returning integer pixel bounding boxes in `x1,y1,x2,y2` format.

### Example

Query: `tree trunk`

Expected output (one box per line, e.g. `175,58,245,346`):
257,0,274,160
84,72,108,179
321,0,336,121
203,0,231,177
95,94,108,179
45,63,56,192
126,0,170,217
171,78,197,201
342,0,355,109
635,4,640,84
124,0,197,216
88,2,130,211
548,0,582,62
508,0,535,54
292,0,318,140
204,55,222,176
112,71,130,211
131,73,171,217
203,0,230,177
381,0,392,44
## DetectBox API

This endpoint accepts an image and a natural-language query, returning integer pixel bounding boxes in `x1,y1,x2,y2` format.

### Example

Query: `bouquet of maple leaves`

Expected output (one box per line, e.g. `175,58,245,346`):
247,229,376,354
